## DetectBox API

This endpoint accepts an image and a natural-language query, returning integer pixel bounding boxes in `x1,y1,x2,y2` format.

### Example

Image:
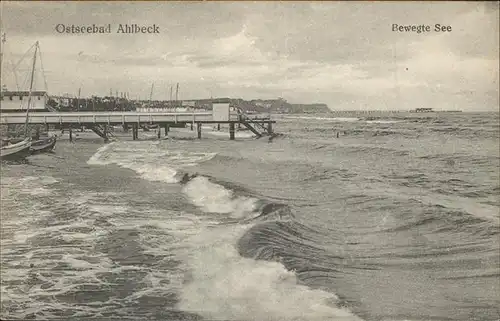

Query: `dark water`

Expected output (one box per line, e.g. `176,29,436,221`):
1,112,499,321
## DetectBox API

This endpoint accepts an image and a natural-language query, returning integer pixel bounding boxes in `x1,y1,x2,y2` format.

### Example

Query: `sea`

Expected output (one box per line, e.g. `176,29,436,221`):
1,112,499,321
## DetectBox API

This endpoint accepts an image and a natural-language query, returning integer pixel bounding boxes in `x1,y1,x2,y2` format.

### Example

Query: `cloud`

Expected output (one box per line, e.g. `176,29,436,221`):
0,1,498,110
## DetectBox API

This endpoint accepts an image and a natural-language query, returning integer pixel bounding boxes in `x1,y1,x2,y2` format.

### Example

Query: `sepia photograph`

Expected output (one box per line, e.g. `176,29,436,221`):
0,1,499,320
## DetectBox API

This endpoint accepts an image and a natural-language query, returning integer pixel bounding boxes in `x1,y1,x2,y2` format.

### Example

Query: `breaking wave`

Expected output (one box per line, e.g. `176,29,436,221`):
177,173,362,321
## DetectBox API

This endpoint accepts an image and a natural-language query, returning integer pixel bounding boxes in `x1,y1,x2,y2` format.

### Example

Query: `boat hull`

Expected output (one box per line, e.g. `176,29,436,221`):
30,136,57,154
0,138,32,160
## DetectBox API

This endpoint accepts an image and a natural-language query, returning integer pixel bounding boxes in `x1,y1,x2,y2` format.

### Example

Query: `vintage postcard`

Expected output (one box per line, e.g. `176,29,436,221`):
0,1,499,321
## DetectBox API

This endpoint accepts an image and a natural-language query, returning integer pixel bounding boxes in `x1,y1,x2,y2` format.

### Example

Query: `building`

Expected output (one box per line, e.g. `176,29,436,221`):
0,91,49,112
182,100,196,107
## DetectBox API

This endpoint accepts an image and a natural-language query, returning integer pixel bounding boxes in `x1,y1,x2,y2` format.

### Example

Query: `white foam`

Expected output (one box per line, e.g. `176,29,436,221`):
366,120,402,124
205,129,256,139
87,142,116,165
177,224,361,321
333,117,360,122
284,116,360,122
87,141,217,184
1,175,59,197
19,176,59,185
172,127,257,139
1,179,142,320
123,162,179,183
182,176,258,219
175,174,363,320
285,116,336,121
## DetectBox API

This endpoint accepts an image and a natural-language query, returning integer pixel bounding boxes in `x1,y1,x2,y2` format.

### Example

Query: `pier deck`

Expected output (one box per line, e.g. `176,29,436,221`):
0,111,276,141
0,111,247,125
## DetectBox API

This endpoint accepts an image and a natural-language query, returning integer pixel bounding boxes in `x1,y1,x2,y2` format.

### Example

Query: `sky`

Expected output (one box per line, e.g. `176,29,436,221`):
0,1,498,111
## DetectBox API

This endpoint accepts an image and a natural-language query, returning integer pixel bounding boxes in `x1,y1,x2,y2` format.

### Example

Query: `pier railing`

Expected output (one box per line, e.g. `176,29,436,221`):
0,111,242,125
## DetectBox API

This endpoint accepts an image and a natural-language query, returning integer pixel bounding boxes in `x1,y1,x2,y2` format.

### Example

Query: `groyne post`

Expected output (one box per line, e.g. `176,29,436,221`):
157,125,161,139
164,124,169,137
197,123,202,139
69,126,73,143
229,123,235,140
267,122,273,135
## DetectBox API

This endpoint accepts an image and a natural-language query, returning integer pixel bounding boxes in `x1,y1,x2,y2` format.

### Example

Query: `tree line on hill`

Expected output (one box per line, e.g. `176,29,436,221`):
48,96,139,112
46,96,329,113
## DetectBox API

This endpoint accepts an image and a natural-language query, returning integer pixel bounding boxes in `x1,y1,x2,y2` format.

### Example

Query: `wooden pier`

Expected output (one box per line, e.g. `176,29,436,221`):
0,109,276,141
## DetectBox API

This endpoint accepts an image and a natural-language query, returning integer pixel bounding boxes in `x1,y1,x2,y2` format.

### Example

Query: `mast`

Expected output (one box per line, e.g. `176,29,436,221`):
169,85,173,107
149,82,154,106
175,83,179,102
77,87,81,110
0,33,17,91
24,42,38,138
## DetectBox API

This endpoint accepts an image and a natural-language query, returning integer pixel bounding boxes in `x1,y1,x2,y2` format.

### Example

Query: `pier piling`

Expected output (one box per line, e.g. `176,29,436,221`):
69,126,73,143
267,122,273,135
132,124,138,140
229,123,235,140
103,125,109,142
164,124,169,137
197,123,202,139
